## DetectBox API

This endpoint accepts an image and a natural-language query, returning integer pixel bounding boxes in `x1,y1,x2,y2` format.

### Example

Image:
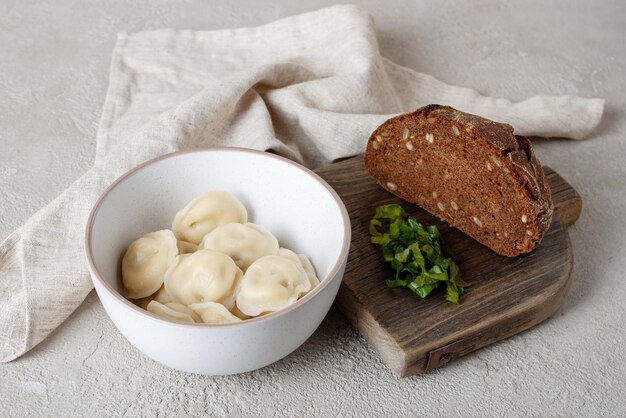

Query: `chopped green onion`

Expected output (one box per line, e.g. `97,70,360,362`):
370,204,471,304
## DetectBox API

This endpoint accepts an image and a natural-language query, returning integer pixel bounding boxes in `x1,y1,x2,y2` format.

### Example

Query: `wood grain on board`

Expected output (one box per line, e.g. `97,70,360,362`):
314,155,581,377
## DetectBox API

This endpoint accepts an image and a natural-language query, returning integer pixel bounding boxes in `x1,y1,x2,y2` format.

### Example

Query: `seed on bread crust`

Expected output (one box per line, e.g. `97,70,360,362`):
490,155,502,168
437,202,445,211
452,125,460,136
402,128,409,141
473,216,483,227
387,182,398,191
406,142,414,151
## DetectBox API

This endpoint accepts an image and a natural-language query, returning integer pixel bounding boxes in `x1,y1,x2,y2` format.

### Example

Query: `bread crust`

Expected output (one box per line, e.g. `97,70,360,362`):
364,105,553,257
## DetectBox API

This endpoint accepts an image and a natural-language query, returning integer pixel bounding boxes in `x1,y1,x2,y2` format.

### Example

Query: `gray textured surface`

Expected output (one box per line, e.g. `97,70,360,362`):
0,0,624,416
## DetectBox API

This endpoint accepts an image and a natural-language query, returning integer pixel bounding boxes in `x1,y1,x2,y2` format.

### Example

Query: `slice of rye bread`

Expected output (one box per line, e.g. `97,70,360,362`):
364,104,553,257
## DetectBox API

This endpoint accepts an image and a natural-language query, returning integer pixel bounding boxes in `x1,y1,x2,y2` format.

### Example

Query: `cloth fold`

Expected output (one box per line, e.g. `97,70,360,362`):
0,4,604,362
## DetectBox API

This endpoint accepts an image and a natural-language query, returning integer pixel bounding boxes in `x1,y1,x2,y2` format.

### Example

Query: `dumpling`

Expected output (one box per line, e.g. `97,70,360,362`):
152,285,176,304
131,284,174,309
172,191,248,244
132,295,152,310
189,302,242,324
122,230,178,299
164,249,242,309
200,222,279,271
147,301,197,323
177,240,198,254
163,302,202,322
277,248,320,289
236,255,311,316
230,304,253,320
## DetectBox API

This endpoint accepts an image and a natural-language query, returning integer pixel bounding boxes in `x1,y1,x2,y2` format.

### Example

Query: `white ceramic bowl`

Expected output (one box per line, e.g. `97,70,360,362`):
85,147,350,375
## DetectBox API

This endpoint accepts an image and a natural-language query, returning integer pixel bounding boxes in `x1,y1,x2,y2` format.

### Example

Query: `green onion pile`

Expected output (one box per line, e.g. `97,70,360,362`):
369,204,470,304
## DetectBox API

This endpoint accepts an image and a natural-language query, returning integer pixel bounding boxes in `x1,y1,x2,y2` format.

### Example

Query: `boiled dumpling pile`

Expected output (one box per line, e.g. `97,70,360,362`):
121,191,319,324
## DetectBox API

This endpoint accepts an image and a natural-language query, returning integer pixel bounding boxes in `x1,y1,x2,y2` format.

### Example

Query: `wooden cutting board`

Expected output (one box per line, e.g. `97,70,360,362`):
314,155,582,377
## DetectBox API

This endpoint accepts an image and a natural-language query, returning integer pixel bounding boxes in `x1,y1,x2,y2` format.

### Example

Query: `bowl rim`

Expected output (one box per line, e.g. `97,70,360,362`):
85,146,351,328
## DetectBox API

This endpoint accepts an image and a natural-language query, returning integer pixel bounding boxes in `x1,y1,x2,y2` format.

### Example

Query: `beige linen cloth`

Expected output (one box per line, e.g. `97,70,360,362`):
0,5,604,362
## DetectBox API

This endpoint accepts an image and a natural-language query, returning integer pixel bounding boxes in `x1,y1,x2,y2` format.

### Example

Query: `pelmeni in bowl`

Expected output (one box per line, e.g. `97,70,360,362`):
85,147,350,375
